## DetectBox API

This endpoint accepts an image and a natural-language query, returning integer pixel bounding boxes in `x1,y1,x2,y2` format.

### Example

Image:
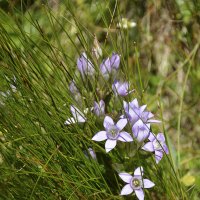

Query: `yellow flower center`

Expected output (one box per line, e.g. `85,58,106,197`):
132,178,140,187
107,125,119,139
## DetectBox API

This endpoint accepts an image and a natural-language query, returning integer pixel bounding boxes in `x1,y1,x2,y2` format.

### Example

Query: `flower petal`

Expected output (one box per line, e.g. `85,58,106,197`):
135,188,144,200
118,131,133,142
105,139,117,152
127,107,140,125
136,132,149,143
140,105,147,113
94,100,105,116
132,120,150,142
119,173,133,183
112,81,129,96
88,148,96,159
120,184,133,195
92,131,107,141
155,150,163,164
130,98,139,108
77,53,94,76
134,119,144,127
123,100,128,110
64,117,76,125
157,133,165,142
99,100,105,107
162,144,169,154
142,142,154,152
100,58,111,75
103,116,114,129
148,132,156,142
77,115,86,122
141,111,150,122
147,111,154,119
110,53,120,69
143,179,155,188
116,118,127,130
118,83,129,96
69,81,79,94
70,106,86,122
148,119,161,123
134,167,144,176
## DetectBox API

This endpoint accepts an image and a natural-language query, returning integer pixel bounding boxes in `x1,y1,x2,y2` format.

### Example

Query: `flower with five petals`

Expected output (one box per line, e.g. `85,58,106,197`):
119,167,155,200
92,116,133,152
142,133,169,163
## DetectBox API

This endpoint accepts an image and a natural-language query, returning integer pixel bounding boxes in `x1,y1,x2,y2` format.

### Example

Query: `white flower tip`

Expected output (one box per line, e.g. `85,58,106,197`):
143,179,155,188
134,166,144,176
120,189,129,196
92,131,107,142
123,100,127,107
106,148,112,153
148,119,161,123
151,183,155,187
64,117,75,125
91,137,96,141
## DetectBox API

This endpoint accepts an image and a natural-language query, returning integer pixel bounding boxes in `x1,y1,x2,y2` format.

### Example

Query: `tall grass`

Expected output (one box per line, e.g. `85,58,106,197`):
0,1,200,199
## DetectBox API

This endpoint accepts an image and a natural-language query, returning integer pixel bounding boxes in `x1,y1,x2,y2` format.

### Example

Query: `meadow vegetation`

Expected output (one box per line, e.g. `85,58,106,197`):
0,0,200,199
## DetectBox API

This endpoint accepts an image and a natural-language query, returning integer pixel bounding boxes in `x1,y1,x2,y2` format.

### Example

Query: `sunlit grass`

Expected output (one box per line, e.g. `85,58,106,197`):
0,1,200,199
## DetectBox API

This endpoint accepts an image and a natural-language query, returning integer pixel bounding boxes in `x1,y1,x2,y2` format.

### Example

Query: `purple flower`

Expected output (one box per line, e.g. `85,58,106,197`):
94,100,105,116
65,105,87,125
100,53,120,78
112,80,134,96
132,120,150,142
123,99,160,126
141,111,161,124
77,52,95,76
142,133,169,164
69,81,82,103
92,116,133,152
88,148,97,159
123,99,146,125
84,148,97,160
119,167,155,200
69,81,79,94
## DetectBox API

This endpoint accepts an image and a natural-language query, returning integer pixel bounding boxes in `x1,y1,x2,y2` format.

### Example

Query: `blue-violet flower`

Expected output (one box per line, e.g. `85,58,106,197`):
132,119,150,142
112,80,134,96
88,148,97,159
65,105,87,125
123,99,160,126
77,52,95,77
100,53,120,78
142,133,169,163
69,81,79,94
92,116,133,152
94,100,105,116
119,167,155,200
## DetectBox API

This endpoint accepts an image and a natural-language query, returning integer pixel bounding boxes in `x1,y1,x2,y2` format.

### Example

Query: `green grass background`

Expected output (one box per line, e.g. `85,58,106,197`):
0,0,200,199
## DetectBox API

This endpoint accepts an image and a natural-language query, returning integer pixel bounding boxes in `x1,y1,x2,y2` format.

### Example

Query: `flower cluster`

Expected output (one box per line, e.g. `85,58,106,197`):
65,51,169,199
